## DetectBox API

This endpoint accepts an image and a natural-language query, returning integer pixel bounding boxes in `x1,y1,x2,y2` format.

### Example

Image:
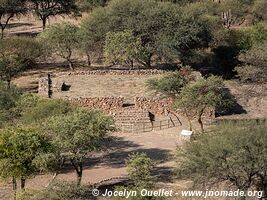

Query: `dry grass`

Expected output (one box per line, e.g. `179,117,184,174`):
52,74,163,102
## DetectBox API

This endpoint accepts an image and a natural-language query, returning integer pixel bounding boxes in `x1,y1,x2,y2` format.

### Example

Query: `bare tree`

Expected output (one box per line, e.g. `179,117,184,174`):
30,0,78,30
0,0,27,38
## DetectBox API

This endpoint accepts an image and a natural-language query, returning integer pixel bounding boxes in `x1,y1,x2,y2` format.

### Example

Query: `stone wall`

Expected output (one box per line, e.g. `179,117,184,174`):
57,69,167,76
38,76,64,96
134,97,173,115
38,77,49,96
65,97,124,113
134,96,215,119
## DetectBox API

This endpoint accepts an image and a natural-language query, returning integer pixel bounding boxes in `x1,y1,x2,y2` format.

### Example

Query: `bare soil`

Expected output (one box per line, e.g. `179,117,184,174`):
2,16,267,200
52,74,163,102
0,128,187,200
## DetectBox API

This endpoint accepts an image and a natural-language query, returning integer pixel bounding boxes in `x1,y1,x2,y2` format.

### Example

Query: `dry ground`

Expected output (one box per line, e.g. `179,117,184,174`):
5,13,82,37
0,127,188,200
52,74,163,102
222,81,267,119
2,16,267,200
14,69,267,119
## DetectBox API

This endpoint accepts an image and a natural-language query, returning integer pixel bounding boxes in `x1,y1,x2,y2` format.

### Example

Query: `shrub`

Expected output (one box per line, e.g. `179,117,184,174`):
18,180,96,200
236,42,267,83
126,152,154,188
238,23,267,50
176,120,267,197
18,95,73,124
252,0,267,22
0,36,45,68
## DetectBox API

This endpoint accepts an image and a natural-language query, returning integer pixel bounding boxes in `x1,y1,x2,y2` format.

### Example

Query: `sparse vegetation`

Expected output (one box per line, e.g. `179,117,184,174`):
176,120,267,198
175,76,234,131
42,109,114,185
0,0,266,199
0,0,27,38
38,23,80,70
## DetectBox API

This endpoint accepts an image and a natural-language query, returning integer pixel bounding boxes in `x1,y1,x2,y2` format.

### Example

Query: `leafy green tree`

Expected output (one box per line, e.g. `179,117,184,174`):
0,127,51,199
30,0,78,30
147,67,193,99
81,0,212,67
76,0,109,11
0,81,21,127
104,30,144,69
42,109,114,185
79,6,110,66
0,0,27,38
176,120,267,199
156,2,213,63
175,76,234,131
0,50,22,88
39,23,80,70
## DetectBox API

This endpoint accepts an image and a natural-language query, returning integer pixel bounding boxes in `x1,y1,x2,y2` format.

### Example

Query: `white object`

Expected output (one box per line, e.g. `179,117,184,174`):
180,130,193,140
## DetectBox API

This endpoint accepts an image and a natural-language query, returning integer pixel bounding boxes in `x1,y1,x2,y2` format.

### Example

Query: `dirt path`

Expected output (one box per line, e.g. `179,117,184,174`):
0,127,184,200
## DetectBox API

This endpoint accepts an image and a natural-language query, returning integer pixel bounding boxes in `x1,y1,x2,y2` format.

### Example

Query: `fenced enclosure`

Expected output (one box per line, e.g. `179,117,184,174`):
116,118,180,133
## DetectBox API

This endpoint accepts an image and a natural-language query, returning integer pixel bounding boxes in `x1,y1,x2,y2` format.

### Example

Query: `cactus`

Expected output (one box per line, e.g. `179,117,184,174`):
221,9,233,29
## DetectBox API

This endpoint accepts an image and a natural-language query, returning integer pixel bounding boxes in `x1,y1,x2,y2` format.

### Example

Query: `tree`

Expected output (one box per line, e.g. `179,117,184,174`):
236,42,267,83
104,30,144,69
79,6,110,66
0,0,26,38
146,67,193,99
39,23,80,70
30,0,78,30
176,120,267,199
80,0,212,67
0,127,51,199
0,81,21,127
42,109,114,185
0,49,22,88
76,0,109,11
0,36,44,86
175,76,234,131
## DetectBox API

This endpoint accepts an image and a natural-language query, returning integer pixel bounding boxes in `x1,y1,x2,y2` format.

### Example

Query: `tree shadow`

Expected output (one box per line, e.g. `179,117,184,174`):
93,147,172,169
60,136,172,173
6,22,34,29
216,87,247,117
154,166,175,183
14,31,40,37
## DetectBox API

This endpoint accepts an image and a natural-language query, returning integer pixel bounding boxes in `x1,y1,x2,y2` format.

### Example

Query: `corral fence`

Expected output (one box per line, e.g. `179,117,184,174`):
116,118,180,133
